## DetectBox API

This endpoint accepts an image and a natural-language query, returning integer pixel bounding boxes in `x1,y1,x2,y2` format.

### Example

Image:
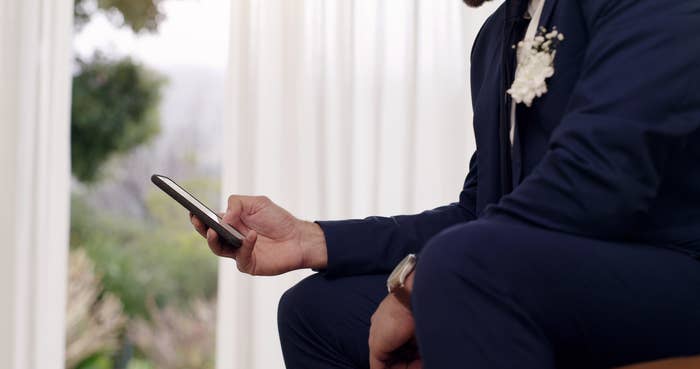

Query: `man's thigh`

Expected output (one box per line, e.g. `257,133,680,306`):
278,273,387,369
413,220,700,369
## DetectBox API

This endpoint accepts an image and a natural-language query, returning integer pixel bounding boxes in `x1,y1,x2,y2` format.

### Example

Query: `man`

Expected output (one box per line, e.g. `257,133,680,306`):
192,0,700,368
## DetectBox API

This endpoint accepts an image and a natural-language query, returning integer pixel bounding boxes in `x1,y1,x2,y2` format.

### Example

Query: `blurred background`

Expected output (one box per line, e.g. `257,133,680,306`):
68,1,229,368
1,0,499,369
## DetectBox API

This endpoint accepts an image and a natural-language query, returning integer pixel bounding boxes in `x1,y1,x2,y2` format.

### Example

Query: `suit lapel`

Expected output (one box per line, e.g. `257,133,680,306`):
537,0,558,30
499,0,530,195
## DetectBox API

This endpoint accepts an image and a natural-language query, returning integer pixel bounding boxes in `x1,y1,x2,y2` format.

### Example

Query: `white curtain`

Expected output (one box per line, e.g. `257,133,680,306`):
0,0,73,368
218,1,501,368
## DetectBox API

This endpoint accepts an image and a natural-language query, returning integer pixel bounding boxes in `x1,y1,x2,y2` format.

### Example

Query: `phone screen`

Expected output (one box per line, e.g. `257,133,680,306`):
157,176,245,240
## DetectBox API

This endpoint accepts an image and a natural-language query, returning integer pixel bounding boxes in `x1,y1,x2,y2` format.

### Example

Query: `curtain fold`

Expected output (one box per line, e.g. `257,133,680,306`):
218,1,501,368
0,0,73,368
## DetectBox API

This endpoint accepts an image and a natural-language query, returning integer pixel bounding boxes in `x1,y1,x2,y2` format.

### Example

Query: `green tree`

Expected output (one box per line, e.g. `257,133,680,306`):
75,0,165,33
72,0,166,183
71,55,164,182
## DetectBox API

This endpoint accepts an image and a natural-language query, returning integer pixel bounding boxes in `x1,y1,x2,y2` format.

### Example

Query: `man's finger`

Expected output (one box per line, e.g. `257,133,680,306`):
206,229,236,258
233,230,257,274
191,214,207,236
369,355,386,369
191,214,208,237
369,334,389,369
224,195,252,233
388,360,422,369
407,360,422,369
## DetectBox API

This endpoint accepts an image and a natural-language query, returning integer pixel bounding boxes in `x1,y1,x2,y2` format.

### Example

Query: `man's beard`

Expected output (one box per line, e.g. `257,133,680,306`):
463,0,491,7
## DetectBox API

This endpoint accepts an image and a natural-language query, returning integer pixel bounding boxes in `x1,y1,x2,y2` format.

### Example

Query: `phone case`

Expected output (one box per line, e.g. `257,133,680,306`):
151,174,242,248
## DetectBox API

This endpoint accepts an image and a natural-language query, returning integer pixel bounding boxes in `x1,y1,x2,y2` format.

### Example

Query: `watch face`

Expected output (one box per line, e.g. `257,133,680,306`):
387,265,403,292
387,254,417,293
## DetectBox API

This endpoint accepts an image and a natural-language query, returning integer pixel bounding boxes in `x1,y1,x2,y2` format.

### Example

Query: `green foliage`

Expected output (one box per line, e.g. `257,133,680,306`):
72,0,168,183
75,0,165,33
74,354,113,369
125,358,154,369
70,178,220,317
71,55,164,183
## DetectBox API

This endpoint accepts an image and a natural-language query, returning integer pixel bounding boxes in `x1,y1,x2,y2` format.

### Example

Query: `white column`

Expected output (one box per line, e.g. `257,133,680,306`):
0,0,73,368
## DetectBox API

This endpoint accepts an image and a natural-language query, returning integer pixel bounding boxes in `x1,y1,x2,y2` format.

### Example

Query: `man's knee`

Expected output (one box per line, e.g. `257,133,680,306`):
278,274,325,341
278,274,386,369
412,222,524,308
416,222,507,276
278,274,333,368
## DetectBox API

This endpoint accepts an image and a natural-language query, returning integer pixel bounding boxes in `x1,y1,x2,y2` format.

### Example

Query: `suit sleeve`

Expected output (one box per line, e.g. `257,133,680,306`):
317,152,478,277
484,0,700,239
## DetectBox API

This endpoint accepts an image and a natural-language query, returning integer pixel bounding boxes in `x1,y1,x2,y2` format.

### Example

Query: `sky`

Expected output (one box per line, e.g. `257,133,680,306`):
73,0,231,70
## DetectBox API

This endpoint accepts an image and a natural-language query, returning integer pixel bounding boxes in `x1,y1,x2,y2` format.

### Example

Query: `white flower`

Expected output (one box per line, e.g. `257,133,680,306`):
508,49,555,107
508,27,564,107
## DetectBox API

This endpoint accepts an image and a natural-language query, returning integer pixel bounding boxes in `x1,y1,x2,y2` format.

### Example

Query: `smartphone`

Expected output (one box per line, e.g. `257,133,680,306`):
151,174,244,247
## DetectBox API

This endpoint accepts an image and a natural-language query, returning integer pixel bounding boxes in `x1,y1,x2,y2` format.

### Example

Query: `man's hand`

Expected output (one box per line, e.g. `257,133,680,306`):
190,195,328,275
369,272,421,369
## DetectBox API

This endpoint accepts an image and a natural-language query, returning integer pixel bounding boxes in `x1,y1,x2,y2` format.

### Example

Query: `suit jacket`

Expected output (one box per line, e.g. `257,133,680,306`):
318,0,700,277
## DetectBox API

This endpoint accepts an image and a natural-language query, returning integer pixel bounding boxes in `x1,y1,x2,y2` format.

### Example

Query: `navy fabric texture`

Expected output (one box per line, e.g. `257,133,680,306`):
279,221,700,369
317,0,700,278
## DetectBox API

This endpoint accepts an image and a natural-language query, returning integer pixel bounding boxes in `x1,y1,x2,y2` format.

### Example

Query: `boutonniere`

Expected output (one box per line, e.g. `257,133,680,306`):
507,26,565,107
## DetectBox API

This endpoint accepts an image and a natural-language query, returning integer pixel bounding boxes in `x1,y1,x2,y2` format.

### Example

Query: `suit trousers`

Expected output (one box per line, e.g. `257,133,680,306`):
277,220,700,369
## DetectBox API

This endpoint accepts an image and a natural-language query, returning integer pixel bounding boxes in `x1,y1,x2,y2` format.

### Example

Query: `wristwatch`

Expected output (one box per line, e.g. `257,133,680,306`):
387,254,417,309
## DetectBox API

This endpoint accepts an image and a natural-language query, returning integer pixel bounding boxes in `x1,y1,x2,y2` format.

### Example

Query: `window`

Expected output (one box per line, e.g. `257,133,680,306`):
67,1,230,368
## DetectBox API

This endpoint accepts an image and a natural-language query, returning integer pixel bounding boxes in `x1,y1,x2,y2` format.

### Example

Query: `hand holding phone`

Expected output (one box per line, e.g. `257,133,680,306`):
152,173,329,275
151,174,245,247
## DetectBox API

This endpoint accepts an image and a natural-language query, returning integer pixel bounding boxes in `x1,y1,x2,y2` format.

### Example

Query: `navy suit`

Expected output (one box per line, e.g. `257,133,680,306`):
278,1,700,368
